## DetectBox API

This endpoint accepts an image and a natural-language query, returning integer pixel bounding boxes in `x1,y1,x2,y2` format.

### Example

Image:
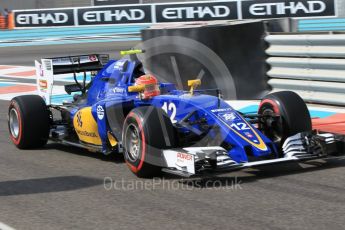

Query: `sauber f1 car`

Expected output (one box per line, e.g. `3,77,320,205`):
8,50,345,177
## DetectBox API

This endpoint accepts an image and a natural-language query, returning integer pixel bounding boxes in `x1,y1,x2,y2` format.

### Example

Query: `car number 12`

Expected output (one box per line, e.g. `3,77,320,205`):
230,122,251,131
162,102,177,123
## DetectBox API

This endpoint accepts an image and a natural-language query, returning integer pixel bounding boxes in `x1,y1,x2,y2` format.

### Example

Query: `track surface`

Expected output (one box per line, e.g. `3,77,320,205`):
1,44,345,230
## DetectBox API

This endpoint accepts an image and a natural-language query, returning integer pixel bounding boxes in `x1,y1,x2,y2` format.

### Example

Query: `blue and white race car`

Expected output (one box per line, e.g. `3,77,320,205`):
8,50,343,177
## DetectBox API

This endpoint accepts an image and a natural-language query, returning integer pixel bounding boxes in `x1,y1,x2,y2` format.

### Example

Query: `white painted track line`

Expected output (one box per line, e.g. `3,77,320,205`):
0,222,16,230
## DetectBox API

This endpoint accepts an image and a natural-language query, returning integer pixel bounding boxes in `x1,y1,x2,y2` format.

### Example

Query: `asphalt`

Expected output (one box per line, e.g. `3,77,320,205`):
0,43,345,230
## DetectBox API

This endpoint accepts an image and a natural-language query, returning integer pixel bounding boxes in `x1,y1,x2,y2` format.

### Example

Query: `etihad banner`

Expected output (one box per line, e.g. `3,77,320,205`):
13,0,337,28
93,0,140,6
78,5,152,25
155,1,239,23
14,9,75,28
242,0,336,19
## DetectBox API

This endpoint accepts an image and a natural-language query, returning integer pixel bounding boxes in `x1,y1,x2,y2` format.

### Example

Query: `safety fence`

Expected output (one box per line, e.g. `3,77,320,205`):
265,33,345,106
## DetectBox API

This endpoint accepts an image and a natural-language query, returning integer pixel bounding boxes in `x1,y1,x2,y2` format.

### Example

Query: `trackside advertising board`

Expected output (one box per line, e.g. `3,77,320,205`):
93,0,140,6
78,5,152,25
13,0,337,28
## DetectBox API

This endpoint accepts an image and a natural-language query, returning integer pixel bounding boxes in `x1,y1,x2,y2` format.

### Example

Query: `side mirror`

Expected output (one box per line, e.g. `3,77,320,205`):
128,85,145,93
188,79,201,87
188,79,201,95
120,49,145,56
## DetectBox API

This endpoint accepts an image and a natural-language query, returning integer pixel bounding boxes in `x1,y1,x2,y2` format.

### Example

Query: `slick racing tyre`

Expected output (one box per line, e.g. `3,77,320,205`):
123,106,176,178
8,95,50,149
258,91,312,146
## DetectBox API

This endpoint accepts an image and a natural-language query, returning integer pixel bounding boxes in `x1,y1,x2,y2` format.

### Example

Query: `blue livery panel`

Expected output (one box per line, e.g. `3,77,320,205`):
70,56,276,163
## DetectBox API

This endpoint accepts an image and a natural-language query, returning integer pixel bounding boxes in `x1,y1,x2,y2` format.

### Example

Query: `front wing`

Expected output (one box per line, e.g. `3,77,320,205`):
161,132,345,177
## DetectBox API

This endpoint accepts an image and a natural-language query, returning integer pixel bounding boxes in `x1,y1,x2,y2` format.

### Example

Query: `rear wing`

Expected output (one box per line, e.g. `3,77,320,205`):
35,54,109,105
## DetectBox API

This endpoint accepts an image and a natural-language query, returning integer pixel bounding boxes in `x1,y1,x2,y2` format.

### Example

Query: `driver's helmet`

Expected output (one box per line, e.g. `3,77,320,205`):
135,74,160,99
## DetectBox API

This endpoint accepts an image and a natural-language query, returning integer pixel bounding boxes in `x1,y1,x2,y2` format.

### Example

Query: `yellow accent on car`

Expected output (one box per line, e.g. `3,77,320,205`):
188,79,201,96
73,107,102,146
128,85,145,93
120,49,144,56
107,132,118,147
219,118,268,151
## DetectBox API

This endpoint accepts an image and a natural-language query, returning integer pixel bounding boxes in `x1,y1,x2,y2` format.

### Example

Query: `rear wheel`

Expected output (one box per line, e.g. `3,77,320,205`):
123,106,176,178
258,91,312,147
8,95,50,149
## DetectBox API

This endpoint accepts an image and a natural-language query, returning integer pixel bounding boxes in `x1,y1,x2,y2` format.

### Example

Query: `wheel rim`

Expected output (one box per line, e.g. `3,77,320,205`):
9,108,20,139
125,124,141,162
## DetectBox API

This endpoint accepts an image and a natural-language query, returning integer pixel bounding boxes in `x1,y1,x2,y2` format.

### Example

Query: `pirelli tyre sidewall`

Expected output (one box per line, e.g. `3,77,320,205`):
8,95,50,149
258,91,312,146
123,106,176,178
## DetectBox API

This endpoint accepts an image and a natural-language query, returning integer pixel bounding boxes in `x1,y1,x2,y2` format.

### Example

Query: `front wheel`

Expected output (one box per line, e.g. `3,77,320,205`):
122,106,176,178
258,91,312,147
8,95,50,149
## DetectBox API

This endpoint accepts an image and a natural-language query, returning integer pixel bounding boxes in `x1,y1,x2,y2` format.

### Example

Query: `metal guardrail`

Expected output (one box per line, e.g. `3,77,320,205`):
265,33,345,106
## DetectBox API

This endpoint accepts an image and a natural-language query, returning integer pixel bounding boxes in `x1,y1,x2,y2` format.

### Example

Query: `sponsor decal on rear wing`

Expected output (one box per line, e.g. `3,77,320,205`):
48,54,109,75
35,54,109,105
